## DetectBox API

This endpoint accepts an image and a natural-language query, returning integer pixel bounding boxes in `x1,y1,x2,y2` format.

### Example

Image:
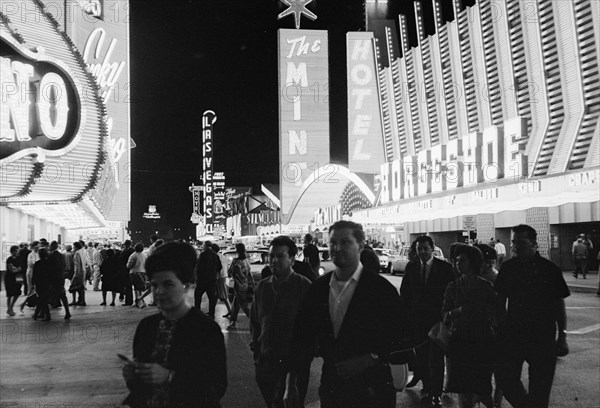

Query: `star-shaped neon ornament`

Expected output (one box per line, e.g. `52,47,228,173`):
278,0,317,30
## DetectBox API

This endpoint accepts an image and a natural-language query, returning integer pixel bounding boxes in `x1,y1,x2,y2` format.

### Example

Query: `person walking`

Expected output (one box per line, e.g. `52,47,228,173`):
212,244,232,318
194,241,222,318
572,237,589,279
127,243,148,308
100,249,120,306
19,241,40,312
493,239,506,269
400,235,456,407
48,241,71,319
5,245,22,316
285,221,406,408
250,236,312,408
119,240,135,306
226,243,254,329
122,242,227,408
302,233,320,276
32,248,52,321
494,224,570,408
69,241,87,306
443,245,496,408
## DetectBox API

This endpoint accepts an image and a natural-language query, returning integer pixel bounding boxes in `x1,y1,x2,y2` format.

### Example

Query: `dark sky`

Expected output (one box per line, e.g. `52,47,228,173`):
128,0,463,232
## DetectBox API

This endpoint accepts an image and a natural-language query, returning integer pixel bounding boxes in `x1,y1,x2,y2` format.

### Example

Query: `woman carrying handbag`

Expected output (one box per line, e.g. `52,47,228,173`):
442,245,497,408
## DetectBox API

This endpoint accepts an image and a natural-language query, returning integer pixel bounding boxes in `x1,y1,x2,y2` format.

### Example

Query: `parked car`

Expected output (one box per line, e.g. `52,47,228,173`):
297,248,336,276
374,248,393,273
222,249,268,300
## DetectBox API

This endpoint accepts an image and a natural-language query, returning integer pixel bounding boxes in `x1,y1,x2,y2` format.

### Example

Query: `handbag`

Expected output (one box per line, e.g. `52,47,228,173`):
428,321,452,352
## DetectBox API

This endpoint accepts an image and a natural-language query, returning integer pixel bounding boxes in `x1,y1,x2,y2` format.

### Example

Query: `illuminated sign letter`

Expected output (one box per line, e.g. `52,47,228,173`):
391,159,402,202
288,130,307,155
430,144,447,193
380,162,390,204
482,126,504,182
0,58,33,142
403,155,418,198
504,117,528,182
38,72,70,140
463,132,482,188
446,138,463,190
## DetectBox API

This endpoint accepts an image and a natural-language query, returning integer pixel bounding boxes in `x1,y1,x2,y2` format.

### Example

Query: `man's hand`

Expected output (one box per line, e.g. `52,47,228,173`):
335,353,378,380
122,362,137,382
134,362,171,385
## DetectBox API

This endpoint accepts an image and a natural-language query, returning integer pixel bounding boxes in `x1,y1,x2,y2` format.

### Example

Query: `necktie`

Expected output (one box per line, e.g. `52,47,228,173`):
421,263,427,285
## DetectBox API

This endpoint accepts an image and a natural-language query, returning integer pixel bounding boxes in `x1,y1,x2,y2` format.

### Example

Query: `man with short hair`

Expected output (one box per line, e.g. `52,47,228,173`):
194,241,222,318
285,221,406,408
48,241,71,319
118,240,135,306
400,235,455,407
572,237,589,279
495,224,569,408
92,242,102,290
250,235,312,408
302,233,320,276
494,238,507,268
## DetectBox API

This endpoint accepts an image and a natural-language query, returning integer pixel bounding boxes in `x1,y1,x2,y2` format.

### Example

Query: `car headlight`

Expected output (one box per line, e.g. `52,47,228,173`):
319,267,325,276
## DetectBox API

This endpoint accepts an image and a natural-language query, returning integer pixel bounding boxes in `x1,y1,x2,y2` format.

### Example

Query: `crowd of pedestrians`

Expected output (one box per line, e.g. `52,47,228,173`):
1,222,582,408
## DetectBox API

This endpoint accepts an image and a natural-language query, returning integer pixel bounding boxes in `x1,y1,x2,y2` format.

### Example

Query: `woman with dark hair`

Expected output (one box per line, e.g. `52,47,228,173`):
226,243,254,330
100,249,119,306
127,242,148,308
122,242,227,408
5,245,22,316
443,245,496,408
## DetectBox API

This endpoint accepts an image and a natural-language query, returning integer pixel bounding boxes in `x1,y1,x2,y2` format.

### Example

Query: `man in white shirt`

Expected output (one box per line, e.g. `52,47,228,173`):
494,238,507,268
286,221,406,408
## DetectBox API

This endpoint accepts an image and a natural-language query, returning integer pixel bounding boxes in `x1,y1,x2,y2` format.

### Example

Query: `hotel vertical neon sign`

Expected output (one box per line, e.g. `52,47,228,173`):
202,110,216,234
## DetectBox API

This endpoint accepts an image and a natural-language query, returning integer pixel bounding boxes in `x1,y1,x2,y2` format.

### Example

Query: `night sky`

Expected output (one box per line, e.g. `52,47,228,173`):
128,0,464,236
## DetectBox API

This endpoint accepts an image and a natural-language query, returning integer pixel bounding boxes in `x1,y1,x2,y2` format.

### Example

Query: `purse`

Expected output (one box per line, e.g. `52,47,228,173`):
428,321,452,352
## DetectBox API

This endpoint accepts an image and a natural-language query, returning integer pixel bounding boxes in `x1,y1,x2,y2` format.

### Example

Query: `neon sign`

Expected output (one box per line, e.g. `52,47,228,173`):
0,37,80,162
202,110,216,234
379,117,529,204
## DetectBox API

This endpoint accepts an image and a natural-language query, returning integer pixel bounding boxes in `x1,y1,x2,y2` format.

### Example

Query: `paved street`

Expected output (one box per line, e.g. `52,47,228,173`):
1,274,598,408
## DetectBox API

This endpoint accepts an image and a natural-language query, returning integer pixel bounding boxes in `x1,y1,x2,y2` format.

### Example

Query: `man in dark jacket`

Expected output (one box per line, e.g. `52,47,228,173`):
495,224,569,408
119,240,135,306
48,241,71,319
285,221,406,408
399,235,455,407
194,241,222,318
302,233,320,276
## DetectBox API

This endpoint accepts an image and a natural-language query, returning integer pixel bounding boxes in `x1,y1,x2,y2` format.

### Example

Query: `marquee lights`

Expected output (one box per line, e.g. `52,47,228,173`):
0,57,70,143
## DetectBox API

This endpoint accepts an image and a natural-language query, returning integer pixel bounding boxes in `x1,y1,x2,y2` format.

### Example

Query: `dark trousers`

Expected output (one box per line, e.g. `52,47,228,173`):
195,280,217,317
123,274,133,305
495,336,556,408
414,338,445,396
255,360,310,408
319,377,396,408
574,259,589,277
52,286,70,315
34,290,50,318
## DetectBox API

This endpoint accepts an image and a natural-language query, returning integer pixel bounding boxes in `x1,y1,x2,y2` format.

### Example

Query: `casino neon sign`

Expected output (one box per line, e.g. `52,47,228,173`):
0,36,80,162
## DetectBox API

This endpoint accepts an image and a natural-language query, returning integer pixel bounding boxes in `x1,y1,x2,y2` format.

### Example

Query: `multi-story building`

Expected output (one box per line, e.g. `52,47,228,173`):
0,0,131,255
354,0,599,269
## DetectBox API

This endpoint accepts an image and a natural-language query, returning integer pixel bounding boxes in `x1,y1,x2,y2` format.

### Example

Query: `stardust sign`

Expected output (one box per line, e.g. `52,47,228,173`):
379,117,529,204
278,29,330,222
202,110,216,234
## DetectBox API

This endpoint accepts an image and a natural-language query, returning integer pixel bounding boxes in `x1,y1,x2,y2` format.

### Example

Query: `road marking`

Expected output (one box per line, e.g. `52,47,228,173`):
566,323,600,335
566,307,600,309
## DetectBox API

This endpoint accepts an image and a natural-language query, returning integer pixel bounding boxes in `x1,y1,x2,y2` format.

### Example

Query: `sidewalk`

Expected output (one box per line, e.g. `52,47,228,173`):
563,270,599,294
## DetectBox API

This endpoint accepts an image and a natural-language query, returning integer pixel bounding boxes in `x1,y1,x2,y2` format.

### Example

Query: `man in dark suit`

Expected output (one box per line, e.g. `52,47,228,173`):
194,241,222,318
285,221,406,408
400,235,455,407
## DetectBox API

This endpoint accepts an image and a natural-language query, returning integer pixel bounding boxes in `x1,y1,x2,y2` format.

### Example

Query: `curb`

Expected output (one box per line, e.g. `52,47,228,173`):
567,284,598,294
